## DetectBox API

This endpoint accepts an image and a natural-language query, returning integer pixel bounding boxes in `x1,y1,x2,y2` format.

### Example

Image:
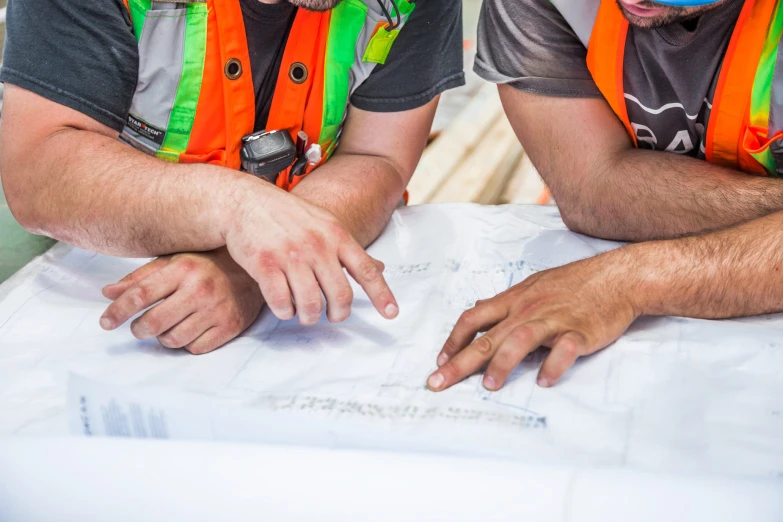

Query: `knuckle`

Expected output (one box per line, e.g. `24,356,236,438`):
135,317,160,337
491,348,518,371
335,287,354,307
193,278,216,299
509,324,536,345
286,247,302,262
129,286,149,308
473,335,493,355
256,251,280,272
224,315,242,333
358,259,381,283
459,309,480,329
177,258,198,274
301,297,324,316
329,221,349,241
559,338,582,359
267,294,293,316
303,233,327,255
267,291,289,307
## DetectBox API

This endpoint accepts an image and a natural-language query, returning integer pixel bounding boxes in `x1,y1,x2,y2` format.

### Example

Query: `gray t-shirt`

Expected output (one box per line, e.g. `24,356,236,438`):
475,0,744,158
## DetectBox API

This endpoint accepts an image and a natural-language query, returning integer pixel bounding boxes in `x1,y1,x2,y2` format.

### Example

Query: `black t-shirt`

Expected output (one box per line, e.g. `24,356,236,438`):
0,0,465,133
241,0,297,131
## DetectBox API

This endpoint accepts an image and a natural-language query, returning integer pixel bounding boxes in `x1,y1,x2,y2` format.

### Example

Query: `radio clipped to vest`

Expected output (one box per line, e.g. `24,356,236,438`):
240,130,297,183
120,0,416,187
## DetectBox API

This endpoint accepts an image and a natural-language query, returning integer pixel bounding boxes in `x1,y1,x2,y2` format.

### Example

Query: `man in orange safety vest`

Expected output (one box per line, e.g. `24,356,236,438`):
427,0,783,392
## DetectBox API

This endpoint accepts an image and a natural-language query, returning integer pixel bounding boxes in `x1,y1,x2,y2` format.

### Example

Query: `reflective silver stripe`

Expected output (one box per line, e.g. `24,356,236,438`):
550,0,600,47
123,8,188,154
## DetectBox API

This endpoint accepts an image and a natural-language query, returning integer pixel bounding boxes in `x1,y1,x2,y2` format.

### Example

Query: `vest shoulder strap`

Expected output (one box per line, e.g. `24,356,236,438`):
706,0,777,172
550,0,600,47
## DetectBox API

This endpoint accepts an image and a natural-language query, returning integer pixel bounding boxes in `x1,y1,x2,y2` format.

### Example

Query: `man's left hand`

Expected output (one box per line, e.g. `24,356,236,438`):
99,248,265,354
427,250,642,391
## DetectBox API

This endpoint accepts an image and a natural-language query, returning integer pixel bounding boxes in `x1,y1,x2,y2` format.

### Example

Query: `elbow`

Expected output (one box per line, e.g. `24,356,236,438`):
1,163,45,235
558,201,592,236
546,179,594,235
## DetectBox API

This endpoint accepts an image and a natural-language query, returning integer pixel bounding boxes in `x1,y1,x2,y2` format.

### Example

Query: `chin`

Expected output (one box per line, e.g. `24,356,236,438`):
616,0,728,29
287,0,344,11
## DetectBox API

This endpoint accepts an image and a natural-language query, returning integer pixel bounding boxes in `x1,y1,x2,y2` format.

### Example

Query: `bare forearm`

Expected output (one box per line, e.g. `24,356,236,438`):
620,210,783,318
562,149,783,242
499,87,783,242
4,128,270,257
292,152,406,247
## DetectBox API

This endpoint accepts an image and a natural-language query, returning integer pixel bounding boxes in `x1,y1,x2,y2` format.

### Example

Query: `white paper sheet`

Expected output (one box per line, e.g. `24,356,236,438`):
2,437,782,522
2,203,783,479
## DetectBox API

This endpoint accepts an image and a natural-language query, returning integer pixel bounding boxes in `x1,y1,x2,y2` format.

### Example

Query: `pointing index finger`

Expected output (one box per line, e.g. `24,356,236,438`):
340,243,398,320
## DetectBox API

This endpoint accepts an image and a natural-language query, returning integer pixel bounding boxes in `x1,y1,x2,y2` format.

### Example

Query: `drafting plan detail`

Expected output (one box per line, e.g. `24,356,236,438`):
2,204,783,479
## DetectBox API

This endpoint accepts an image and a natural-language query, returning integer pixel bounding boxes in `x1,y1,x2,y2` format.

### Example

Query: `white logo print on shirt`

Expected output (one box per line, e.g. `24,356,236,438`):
624,93,713,157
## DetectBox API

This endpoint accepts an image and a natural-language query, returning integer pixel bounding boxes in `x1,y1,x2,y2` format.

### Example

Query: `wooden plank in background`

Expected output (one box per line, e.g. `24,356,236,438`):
429,115,522,204
500,153,548,205
407,83,504,204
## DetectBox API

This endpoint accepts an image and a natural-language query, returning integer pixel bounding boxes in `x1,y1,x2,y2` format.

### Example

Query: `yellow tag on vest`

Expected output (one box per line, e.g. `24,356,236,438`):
363,28,400,65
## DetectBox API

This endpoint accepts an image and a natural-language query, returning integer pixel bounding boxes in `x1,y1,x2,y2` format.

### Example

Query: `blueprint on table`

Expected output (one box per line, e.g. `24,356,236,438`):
2,203,783,478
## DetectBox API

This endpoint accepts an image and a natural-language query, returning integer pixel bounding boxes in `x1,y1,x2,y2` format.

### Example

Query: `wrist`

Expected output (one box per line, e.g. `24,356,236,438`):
614,240,682,317
215,171,276,243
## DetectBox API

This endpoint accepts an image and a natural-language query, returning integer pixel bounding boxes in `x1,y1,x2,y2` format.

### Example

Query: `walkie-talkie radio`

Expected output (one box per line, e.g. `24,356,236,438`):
239,130,297,183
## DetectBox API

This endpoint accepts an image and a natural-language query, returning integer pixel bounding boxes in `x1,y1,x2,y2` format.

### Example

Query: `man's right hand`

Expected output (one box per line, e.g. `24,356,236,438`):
1,86,398,325
223,182,398,325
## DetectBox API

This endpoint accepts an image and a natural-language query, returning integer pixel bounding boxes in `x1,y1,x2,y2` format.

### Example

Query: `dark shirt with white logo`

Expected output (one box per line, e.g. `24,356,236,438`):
474,0,745,159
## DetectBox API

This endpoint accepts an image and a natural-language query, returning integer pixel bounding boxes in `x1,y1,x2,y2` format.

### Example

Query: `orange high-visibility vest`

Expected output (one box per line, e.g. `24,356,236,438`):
120,0,415,190
552,0,783,176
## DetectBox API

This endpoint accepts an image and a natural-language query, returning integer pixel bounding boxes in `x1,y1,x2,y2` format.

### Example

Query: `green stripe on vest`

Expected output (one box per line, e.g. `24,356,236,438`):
321,0,368,148
749,1,783,176
159,2,208,156
128,0,150,42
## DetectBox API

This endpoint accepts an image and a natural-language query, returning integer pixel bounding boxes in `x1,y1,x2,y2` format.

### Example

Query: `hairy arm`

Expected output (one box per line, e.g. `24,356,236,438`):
499,84,783,242
0,85,399,322
0,85,271,257
292,99,437,247
631,210,783,319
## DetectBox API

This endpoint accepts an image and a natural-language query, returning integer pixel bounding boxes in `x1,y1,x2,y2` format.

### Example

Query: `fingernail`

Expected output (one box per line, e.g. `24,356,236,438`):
427,372,445,390
384,303,399,318
537,376,551,388
99,317,113,330
437,353,448,366
483,375,497,391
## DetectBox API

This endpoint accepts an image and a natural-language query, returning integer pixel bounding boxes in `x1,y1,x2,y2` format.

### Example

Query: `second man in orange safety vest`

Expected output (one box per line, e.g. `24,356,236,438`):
427,0,783,393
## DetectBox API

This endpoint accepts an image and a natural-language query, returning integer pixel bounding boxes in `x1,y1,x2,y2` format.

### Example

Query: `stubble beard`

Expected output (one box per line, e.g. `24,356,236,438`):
286,0,344,11
616,0,732,29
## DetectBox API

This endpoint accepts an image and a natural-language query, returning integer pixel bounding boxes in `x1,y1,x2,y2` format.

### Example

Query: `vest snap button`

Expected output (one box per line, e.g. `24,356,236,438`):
289,62,308,84
225,58,243,80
